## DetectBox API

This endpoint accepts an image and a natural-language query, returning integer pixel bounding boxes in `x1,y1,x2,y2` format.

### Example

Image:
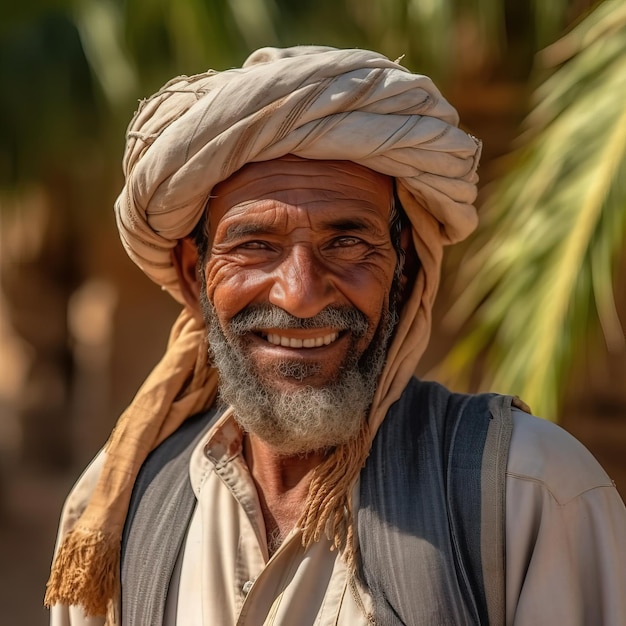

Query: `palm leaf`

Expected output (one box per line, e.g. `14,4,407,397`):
438,0,626,420
73,0,138,107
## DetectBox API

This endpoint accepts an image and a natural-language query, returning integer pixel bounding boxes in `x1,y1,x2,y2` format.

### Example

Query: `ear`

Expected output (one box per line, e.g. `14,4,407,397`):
171,237,203,320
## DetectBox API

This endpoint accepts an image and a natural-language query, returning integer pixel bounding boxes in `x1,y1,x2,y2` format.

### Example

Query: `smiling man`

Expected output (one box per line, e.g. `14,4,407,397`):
196,158,399,455
46,47,626,626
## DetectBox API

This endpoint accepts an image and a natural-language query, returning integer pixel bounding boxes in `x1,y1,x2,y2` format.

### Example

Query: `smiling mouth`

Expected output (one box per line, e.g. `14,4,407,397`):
261,331,340,349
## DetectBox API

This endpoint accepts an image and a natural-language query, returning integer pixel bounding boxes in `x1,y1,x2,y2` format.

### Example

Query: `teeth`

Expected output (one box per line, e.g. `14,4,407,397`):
265,332,338,348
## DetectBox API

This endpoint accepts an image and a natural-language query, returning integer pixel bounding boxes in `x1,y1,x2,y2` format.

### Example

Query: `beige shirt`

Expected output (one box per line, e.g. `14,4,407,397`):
162,408,372,625
51,408,626,626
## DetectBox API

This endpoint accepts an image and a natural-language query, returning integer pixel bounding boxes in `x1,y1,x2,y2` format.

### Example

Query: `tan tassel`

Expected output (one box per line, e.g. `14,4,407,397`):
44,526,119,617
299,419,372,569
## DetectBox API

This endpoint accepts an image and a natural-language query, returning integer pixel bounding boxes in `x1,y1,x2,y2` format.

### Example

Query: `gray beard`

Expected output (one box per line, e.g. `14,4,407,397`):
202,299,398,455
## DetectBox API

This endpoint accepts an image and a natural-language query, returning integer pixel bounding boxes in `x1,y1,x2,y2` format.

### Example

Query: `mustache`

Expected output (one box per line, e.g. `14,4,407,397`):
228,304,369,337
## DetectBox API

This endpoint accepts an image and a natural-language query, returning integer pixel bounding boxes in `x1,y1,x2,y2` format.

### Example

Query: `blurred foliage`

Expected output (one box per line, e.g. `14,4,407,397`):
0,0,588,186
440,0,626,419
0,11,101,184
1,0,622,422
0,0,585,188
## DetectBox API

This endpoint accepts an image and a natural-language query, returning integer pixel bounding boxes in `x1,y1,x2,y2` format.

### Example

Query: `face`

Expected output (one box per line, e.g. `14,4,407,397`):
200,157,400,453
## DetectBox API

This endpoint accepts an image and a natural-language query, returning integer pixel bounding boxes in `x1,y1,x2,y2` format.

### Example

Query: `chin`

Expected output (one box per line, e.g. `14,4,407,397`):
252,358,346,390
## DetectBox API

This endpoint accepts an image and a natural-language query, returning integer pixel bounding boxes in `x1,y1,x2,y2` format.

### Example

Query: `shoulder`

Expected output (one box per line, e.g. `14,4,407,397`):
55,450,106,544
504,411,626,623
49,451,108,626
507,409,615,503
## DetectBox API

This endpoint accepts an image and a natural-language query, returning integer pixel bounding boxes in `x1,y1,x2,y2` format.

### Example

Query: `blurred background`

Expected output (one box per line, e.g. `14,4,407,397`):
1,0,624,623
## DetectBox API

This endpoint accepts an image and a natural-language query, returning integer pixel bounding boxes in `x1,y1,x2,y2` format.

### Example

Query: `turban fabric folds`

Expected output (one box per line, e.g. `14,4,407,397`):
117,46,479,300
46,46,481,620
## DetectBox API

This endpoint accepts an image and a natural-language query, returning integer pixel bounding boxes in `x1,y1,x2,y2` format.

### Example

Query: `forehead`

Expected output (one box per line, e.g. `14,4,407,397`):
207,157,394,231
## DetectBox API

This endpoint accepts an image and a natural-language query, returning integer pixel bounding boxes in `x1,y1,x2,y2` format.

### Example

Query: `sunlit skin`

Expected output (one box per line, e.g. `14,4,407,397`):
173,156,398,551
204,157,398,394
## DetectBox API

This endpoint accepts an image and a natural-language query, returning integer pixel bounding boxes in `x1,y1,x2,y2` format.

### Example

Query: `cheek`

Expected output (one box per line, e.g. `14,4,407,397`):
205,257,266,320
338,259,396,315
205,250,397,328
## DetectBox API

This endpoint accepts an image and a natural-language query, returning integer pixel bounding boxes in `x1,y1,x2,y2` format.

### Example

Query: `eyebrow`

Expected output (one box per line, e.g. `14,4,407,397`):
320,218,372,232
311,216,387,239
222,216,377,243
223,222,273,243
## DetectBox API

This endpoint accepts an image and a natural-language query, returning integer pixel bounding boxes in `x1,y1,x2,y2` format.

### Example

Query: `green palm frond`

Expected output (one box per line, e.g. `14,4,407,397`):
74,0,138,107
355,0,584,81
439,0,626,420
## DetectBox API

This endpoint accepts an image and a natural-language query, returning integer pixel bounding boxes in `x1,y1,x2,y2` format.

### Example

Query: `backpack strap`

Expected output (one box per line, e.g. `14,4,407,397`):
120,405,222,626
358,378,513,625
445,390,514,625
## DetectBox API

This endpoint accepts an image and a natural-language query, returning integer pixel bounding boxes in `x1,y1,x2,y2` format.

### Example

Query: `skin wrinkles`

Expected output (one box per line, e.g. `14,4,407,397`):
190,156,402,272
211,159,389,206
206,241,389,346
206,214,394,348
203,158,398,395
218,209,391,249
211,221,392,279
212,197,391,245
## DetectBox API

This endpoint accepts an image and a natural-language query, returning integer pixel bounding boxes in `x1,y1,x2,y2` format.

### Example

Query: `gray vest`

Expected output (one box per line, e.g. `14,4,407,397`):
121,378,513,625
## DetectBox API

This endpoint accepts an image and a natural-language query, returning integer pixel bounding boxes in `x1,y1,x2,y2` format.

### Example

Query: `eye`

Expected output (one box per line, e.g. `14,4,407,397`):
330,236,363,248
323,235,371,260
238,240,272,250
229,239,279,259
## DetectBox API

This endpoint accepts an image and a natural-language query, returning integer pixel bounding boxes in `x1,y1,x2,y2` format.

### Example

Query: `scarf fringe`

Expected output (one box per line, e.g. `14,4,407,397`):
44,526,119,617
299,419,371,570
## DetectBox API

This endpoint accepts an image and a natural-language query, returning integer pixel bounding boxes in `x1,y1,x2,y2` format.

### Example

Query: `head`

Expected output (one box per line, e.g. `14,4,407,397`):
117,43,481,465
116,48,481,437
175,156,412,454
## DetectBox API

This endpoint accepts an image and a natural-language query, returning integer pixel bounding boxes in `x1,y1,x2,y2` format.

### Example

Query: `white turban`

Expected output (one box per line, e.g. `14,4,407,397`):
115,45,480,301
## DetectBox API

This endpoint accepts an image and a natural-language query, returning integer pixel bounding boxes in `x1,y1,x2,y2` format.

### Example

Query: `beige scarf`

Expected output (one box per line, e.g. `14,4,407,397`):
45,45,481,618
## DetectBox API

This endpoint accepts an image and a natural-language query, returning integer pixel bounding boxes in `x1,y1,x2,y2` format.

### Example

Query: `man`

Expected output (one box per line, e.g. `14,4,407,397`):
46,46,626,625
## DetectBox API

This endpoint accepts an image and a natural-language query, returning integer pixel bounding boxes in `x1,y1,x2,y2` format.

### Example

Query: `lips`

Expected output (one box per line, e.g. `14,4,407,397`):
262,331,339,348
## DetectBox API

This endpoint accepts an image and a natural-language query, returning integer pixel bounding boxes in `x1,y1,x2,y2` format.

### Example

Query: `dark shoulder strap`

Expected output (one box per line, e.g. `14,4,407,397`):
476,394,514,624
121,405,222,626
358,378,513,626
444,390,513,626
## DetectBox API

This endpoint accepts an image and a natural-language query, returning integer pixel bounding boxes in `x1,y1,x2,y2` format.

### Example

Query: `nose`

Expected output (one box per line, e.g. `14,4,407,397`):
268,245,336,318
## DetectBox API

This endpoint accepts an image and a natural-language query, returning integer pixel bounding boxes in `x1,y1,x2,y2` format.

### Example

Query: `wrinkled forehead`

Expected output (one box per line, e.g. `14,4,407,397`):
208,155,394,226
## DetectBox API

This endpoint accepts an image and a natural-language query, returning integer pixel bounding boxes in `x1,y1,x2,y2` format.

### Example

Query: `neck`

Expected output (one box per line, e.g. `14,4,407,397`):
244,434,327,490
243,433,329,556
